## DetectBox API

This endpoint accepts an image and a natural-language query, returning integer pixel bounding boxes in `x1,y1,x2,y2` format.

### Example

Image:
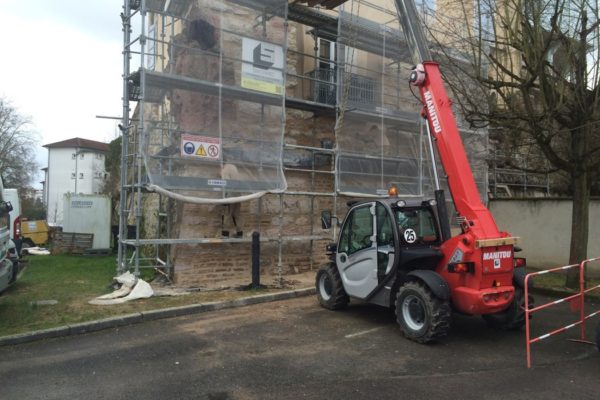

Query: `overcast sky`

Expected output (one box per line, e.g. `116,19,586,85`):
0,0,125,188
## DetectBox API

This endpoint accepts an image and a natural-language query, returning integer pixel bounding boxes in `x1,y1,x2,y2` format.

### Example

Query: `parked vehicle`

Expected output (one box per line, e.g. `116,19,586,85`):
21,219,50,247
0,178,17,293
2,188,22,253
316,0,531,343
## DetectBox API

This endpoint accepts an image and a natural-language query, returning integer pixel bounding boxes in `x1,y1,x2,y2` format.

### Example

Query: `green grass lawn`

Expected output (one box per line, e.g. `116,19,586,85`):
0,255,271,337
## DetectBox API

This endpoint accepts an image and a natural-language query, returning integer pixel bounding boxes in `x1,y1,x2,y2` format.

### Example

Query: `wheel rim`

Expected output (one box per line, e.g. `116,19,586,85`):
402,294,426,331
318,273,332,301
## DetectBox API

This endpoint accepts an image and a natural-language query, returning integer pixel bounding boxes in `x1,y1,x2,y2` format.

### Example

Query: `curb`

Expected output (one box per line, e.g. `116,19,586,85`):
0,287,316,347
2,286,592,347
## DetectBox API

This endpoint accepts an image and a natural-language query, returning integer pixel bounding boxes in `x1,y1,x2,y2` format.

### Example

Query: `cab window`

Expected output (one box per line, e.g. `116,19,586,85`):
338,206,374,255
0,200,11,229
395,208,438,244
376,203,393,247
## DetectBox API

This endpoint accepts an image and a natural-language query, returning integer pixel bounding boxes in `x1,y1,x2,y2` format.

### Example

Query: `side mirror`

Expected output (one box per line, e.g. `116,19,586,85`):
321,210,332,230
0,201,13,216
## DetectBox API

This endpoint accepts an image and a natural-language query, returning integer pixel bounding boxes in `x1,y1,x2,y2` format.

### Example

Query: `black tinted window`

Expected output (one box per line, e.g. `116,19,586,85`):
339,205,374,254
396,208,438,244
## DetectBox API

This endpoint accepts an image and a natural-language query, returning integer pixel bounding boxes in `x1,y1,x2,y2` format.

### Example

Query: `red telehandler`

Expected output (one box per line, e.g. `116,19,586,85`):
316,0,532,343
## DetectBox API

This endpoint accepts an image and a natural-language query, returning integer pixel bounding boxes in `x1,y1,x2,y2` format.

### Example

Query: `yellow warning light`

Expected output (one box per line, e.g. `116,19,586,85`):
388,186,399,197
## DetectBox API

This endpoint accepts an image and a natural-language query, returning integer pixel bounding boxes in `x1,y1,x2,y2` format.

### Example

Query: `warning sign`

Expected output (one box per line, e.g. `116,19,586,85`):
181,134,221,161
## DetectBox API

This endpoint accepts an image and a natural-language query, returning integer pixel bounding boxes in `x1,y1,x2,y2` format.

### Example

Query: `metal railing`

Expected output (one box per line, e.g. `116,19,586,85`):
524,257,600,368
304,68,377,109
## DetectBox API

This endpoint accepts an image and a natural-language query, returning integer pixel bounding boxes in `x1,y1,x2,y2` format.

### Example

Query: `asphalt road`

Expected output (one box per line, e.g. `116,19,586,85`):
0,295,598,400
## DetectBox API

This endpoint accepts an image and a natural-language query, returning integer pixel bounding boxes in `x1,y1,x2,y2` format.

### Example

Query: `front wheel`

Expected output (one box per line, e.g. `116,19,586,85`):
316,263,349,310
482,287,530,330
395,281,451,343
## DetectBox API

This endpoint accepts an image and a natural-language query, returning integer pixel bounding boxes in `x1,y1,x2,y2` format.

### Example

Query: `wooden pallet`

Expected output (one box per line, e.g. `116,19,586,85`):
53,232,94,255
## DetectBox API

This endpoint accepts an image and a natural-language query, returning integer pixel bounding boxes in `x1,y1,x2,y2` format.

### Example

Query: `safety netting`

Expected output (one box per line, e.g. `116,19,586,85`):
138,0,288,203
334,0,488,202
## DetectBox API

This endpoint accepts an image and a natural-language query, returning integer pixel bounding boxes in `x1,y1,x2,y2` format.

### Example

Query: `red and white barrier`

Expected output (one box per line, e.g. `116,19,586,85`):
524,257,600,368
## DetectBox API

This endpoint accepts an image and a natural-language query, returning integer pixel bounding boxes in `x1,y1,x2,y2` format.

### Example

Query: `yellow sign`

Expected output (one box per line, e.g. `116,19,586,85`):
241,77,283,95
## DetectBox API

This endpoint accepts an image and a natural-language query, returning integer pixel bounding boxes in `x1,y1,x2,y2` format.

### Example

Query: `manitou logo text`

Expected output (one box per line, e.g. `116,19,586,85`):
482,251,511,261
424,91,442,134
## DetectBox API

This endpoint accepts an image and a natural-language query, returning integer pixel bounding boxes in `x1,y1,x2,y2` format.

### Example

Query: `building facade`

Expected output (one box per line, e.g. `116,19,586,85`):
120,0,487,287
44,138,109,226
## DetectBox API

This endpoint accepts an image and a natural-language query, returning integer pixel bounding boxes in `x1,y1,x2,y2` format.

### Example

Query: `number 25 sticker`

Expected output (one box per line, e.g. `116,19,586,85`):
404,229,416,243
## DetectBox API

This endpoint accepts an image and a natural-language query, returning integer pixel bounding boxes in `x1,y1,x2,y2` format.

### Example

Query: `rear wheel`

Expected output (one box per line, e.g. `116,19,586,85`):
9,259,19,284
482,287,530,330
21,239,34,256
395,281,451,343
316,263,349,310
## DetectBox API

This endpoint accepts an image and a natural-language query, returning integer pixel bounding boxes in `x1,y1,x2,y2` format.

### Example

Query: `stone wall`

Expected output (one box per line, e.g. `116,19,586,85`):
489,198,600,267
137,2,459,288
171,110,339,288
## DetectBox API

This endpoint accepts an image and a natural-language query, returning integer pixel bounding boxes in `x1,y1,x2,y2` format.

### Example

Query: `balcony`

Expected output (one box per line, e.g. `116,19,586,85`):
305,68,376,110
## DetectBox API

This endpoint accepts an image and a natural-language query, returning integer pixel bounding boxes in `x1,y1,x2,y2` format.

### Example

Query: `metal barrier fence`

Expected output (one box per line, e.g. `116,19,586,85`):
524,257,600,368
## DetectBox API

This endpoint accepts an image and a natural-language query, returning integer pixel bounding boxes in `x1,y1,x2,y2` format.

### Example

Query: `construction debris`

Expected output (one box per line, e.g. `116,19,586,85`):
24,247,51,256
89,271,154,305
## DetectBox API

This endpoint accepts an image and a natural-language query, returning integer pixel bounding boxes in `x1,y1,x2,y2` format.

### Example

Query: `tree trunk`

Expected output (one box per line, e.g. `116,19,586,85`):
566,169,591,288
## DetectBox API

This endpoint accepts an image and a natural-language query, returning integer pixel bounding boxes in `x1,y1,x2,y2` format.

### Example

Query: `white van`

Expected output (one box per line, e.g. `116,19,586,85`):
0,178,16,293
2,188,21,243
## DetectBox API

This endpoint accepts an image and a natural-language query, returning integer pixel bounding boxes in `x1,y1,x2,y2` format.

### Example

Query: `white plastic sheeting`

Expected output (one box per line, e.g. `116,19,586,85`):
89,271,154,305
138,0,288,203
334,0,488,200
132,0,487,203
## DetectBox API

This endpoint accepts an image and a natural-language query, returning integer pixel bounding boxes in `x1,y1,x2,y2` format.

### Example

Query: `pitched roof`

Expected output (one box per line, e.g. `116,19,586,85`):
43,137,109,152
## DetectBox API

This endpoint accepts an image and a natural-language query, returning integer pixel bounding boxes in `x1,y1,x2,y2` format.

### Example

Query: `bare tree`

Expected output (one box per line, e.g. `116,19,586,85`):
427,0,600,284
0,97,39,187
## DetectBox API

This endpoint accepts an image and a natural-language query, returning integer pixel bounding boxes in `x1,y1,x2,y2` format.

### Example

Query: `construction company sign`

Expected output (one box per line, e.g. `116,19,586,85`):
181,134,221,161
241,38,284,95
481,245,513,272
482,250,512,261
424,91,442,134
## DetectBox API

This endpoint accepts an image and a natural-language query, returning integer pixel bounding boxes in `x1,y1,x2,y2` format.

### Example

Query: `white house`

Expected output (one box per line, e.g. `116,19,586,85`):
43,138,109,226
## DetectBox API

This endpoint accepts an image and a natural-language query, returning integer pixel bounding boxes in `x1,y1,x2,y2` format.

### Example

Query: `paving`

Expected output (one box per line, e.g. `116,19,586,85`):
0,287,316,346
0,293,598,400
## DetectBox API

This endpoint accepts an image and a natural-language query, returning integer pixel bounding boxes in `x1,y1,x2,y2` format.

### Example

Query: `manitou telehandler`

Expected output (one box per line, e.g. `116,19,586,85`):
316,0,532,343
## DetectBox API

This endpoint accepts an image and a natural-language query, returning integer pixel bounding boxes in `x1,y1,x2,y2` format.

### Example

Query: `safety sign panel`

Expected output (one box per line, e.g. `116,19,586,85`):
181,134,221,161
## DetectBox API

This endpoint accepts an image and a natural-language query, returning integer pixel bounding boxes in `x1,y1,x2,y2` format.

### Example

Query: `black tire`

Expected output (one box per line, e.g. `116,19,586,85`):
316,263,349,310
482,287,530,330
21,239,34,256
395,281,451,343
9,259,19,284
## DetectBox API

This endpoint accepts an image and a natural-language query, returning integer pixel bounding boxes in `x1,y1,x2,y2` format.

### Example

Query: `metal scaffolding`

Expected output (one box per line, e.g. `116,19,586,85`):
118,0,488,283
